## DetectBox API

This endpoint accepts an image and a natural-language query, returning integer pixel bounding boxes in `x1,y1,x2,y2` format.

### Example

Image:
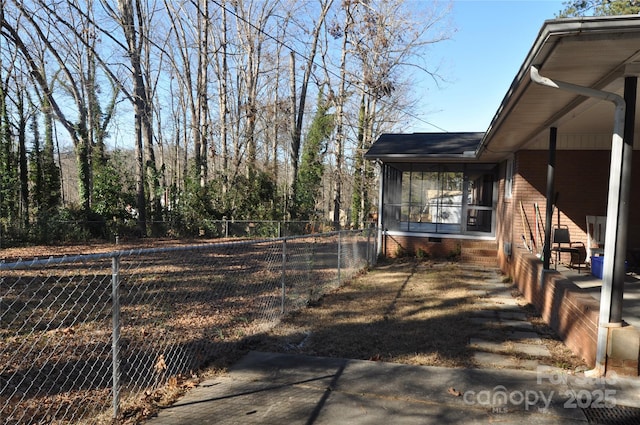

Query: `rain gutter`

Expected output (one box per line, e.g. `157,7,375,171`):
364,153,478,161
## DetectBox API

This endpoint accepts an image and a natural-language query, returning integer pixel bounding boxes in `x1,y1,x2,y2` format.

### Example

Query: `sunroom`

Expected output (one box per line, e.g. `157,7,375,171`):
365,132,500,260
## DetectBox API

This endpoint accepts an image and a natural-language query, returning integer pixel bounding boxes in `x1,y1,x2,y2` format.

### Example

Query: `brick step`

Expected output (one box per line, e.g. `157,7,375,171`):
460,256,499,266
460,240,498,248
461,248,498,257
460,241,498,266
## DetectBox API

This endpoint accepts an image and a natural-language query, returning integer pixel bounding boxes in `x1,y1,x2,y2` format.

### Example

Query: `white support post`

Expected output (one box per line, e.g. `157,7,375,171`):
530,66,630,377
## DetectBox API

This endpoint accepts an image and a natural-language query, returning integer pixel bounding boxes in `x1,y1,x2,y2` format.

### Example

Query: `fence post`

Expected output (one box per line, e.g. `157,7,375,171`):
374,226,379,265
366,228,371,266
224,219,229,238
281,238,287,314
111,256,121,419
337,231,342,286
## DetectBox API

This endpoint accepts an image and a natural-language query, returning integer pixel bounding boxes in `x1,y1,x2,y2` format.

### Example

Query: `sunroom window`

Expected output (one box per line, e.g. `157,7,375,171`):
383,163,496,236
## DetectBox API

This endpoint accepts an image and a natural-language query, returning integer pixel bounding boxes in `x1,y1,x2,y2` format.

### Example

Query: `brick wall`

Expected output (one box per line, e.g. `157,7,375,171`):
383,234,461,259
509,150,640,256
513,252,599,366
497,149,640,373
498,150,607,368
496,160,514,271
382,234,498,266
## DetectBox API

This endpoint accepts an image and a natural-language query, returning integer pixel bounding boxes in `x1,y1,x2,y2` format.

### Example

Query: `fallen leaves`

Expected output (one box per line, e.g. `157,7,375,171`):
447,387,462,397
154,354,167,373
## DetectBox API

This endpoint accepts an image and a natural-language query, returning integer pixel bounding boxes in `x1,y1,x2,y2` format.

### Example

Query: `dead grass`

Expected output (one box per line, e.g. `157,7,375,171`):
1,241,586,423
244,258,586,371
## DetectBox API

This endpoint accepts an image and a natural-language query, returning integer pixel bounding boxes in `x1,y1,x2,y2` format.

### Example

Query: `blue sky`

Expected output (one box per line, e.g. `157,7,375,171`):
409,0,567,133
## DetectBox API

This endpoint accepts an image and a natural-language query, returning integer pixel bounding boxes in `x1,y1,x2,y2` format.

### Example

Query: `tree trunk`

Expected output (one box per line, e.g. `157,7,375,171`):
197,0,210,187
289,51,299,195
332,1,351,230
17,94,28,227
117,0,148,235
215,1,230,199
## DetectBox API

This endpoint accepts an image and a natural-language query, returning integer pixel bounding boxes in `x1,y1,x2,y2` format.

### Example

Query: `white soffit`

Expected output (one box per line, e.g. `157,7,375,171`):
479,16,640,161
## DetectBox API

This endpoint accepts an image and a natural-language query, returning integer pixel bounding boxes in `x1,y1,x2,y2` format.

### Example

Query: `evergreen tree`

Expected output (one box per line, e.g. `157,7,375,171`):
0,79,18,224
29,98,61,214
292,93,334,220
40,96,61,214
351,95,371,229
558,0,640,17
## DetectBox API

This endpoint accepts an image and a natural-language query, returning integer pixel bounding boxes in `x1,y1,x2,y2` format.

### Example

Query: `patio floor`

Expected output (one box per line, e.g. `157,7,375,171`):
554,263,640,329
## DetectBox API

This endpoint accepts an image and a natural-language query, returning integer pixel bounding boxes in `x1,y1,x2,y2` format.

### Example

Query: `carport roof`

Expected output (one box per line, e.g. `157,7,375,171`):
478,14,640,162
364,132,484,161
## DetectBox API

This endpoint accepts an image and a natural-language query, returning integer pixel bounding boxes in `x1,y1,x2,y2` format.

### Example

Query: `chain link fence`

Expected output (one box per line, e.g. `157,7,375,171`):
0,229,377,424
0,219,337,247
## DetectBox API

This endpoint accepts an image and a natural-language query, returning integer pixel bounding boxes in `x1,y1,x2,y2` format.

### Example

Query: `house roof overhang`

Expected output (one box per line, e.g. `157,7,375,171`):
478,15,640,162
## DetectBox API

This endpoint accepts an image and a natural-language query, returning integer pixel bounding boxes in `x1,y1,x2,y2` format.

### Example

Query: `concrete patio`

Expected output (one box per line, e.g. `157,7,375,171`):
556,263,640,329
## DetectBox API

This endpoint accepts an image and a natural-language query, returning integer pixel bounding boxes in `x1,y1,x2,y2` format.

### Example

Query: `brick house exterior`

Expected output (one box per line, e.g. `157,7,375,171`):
367,16,640,375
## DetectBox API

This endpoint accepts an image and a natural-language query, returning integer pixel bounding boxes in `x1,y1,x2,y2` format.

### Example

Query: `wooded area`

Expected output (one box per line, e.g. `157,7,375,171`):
0,0,453,244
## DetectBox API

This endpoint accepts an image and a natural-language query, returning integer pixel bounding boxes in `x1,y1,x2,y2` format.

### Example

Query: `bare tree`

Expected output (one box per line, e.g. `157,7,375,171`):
322,0,453,227
288,0,333,218
354,0,453,226
197,0,211,187
211,0,231,201
231,0,277,179
3,1,93,212
2,0,125,229
0,0,454,235
265,21,287,185
97,0,163,234
164,0,213,190
328,0,351,229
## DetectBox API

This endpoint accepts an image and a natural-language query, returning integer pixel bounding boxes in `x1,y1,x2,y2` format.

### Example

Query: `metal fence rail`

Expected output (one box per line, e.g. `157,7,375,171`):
0,219,339,247
0,229,377,424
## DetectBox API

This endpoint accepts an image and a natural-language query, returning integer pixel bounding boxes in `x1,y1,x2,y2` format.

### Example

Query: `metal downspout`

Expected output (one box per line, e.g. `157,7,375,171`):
530,66,626,377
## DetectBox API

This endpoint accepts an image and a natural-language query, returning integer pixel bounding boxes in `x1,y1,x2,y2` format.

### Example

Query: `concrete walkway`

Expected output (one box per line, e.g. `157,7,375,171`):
462,267,554,371
146,264,640,424
146,351,640,424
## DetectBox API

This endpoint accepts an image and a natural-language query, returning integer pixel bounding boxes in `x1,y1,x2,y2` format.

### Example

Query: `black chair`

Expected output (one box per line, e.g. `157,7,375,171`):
551,226,588,273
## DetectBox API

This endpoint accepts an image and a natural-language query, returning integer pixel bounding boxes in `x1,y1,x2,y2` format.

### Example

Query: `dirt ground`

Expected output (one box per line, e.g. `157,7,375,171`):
0,238,215,262
1,242,579,371
241,258,586,371
2,241,587,423
128,255,586,422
